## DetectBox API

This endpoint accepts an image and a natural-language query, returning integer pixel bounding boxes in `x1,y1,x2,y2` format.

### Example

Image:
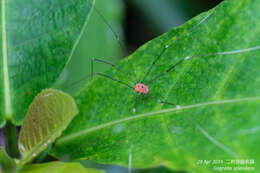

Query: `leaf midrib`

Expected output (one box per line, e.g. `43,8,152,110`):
55,96,260,145
1,0,12,120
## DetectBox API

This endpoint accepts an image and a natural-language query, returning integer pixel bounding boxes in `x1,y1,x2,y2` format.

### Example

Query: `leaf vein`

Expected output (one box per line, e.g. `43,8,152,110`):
56,96,260,145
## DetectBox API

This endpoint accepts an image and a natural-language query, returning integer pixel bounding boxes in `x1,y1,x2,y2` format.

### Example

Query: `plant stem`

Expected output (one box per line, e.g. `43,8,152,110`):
4,122,20,158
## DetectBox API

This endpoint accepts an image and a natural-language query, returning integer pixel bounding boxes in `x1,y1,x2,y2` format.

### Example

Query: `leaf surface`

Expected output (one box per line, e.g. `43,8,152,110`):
52,0,260,172
18,89,78,166
0,0,95,126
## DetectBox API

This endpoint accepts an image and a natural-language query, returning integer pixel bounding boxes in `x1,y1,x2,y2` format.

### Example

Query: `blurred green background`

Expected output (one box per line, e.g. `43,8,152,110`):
57,0,222,172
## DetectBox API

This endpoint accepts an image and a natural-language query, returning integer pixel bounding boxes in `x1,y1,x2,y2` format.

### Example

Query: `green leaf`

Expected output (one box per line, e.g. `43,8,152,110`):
0,0,95,127
52,0,260,172
19,161,103,173
0,147,16,173
18,89,78,166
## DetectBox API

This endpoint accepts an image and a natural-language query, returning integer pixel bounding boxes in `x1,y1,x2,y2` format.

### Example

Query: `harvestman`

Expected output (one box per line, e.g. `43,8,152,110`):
91,11,214,114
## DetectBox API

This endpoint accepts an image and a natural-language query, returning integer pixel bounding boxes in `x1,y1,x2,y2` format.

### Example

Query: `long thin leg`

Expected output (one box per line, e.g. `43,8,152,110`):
128,94,139,173
92,58,136,84
146,58,185,84
146,45,260,84
86,0,121,47
141,11,214,83
86,0,137,80
146,94,181,108
128,144,132,173
61,58,135,91
133,94,140,114
91,58,94,80
95,72,134,90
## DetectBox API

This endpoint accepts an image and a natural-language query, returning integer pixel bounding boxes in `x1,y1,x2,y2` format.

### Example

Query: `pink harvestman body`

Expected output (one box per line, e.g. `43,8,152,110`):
134,83,149,94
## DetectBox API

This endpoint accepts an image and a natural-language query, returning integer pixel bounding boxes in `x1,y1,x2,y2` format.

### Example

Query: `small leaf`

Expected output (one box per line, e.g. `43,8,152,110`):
18,89,78,166
51,0,260,172
19,161,103,173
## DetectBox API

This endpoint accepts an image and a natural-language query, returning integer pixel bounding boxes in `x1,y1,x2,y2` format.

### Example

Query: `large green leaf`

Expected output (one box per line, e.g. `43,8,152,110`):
19,161,103,173
52,0,260,172
0,0,95,126
18,89,78,166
